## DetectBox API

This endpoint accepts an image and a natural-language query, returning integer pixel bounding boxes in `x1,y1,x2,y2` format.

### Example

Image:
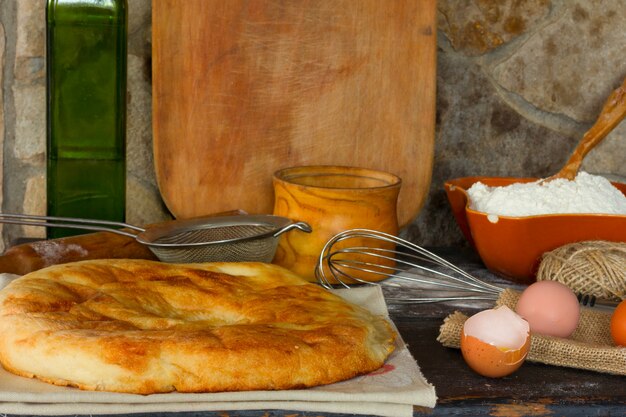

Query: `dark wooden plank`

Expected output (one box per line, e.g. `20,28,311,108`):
395,317,626,402
416,400,626,416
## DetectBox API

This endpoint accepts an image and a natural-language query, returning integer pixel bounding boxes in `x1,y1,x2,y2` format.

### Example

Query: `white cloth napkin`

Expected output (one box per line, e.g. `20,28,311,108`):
0,273,436,416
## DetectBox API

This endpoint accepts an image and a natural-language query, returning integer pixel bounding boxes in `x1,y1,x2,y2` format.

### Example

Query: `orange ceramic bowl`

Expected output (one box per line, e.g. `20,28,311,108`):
444,176,626,285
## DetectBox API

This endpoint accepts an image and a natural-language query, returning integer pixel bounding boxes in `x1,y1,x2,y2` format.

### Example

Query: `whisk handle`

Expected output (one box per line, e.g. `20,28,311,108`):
577,293,620,311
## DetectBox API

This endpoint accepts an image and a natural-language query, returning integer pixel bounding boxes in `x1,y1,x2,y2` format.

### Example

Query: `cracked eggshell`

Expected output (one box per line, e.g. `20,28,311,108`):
461,306,531,378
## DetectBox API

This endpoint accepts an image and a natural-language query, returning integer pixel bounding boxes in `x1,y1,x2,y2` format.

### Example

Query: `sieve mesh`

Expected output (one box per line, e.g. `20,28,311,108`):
152,224,276,245
147,224,280,263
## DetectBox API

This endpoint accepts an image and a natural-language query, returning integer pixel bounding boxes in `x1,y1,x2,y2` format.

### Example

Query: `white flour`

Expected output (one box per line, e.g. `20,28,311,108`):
29,241,88,266
467,172,626,217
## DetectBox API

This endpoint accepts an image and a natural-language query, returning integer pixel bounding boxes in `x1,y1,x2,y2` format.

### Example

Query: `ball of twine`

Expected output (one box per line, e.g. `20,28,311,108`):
537,241,626,301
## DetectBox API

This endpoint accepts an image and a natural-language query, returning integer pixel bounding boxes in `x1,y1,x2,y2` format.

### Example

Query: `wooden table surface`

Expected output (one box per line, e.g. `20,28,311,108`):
8,247,626,417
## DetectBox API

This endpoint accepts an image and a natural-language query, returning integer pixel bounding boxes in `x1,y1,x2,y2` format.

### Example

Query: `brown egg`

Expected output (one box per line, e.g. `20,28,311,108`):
515,280,580,338
460,306,531,378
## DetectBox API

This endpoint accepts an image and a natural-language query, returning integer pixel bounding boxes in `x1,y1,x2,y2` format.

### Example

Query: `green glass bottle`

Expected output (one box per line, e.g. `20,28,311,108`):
46,0,127,238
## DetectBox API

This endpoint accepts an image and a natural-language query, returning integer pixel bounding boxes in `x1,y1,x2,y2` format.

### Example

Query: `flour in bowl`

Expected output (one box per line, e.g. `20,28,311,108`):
467,172,626,217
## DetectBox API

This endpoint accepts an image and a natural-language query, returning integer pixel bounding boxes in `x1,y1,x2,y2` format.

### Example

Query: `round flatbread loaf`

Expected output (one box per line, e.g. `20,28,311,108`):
0,260,395,394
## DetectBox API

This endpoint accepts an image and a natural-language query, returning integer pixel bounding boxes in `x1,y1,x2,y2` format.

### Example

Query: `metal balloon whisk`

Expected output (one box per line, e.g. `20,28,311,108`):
315,229,505,304
315,229,619,311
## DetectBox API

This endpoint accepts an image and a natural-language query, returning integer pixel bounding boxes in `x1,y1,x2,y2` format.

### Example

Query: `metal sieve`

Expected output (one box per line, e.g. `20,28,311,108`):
0,213,312,264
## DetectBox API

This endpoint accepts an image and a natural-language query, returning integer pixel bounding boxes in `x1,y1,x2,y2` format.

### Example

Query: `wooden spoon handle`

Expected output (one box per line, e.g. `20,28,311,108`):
554,77,626,180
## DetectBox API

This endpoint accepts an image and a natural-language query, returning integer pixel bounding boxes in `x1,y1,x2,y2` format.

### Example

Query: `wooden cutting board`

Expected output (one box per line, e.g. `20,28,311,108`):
152,0,437,227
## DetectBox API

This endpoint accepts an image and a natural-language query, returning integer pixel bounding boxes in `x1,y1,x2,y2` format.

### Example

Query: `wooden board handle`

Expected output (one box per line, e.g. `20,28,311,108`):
0,232,156,275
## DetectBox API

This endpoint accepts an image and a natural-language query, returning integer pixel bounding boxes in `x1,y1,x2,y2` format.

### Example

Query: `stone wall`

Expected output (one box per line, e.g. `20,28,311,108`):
0,0,624,251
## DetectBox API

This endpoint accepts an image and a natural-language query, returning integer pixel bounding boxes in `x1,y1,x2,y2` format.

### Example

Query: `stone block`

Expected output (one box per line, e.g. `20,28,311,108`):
22,174,46,239
493,1,626,122
126,50,171,227
14,56,44,84
437,0,550,56
13,85,46,162
581,124,626,178
128,0,152,56
127,54,155,181
16,0,45,59
126,176,172,228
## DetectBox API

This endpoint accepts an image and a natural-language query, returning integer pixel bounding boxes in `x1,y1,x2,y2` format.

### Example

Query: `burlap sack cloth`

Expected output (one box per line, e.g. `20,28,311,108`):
438,288,626,375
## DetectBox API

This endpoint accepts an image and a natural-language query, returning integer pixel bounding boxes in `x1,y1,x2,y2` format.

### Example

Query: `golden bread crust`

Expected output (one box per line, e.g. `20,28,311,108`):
0,260,395,393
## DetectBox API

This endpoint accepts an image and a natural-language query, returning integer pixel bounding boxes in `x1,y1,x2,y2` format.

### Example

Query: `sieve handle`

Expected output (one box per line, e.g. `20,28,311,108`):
273,221,312,237
0,213,144,239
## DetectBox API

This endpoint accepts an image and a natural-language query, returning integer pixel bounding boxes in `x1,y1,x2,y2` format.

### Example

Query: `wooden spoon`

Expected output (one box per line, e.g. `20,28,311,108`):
545,76,626,182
